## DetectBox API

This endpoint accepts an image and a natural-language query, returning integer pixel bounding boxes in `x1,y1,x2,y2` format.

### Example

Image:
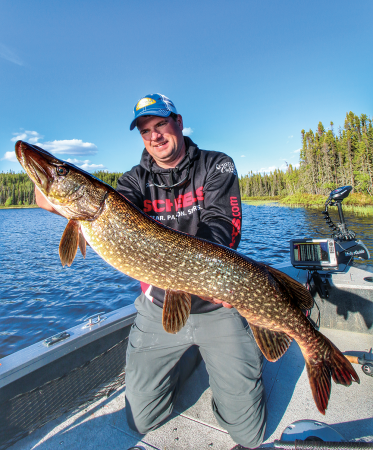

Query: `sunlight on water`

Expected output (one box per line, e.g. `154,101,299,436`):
1,205,372,357
240,203,373,266
0,208,141,357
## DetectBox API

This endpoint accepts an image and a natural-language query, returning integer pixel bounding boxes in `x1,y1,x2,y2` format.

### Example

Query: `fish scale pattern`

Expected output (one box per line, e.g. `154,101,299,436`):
82,191,314,339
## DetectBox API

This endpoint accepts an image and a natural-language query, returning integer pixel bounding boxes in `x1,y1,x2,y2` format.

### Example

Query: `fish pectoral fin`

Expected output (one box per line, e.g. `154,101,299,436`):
59,220,80,267
266,265,314,310
78,230,87,258
162,289,192,334
249,324,292,362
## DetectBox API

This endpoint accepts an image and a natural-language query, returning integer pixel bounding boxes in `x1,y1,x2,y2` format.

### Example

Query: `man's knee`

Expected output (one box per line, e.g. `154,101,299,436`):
125,394,167,434
212,392,267,448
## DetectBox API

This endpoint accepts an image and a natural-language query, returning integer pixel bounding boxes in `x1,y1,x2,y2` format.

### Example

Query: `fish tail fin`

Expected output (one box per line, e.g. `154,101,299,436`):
304,335,360,415
305,361,331,415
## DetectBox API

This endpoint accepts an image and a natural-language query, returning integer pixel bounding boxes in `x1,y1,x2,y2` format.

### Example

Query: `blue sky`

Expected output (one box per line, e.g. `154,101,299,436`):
1,0,372,177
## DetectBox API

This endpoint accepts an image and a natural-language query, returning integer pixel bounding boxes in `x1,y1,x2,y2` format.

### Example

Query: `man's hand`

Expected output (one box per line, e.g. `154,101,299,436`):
199,296,233,309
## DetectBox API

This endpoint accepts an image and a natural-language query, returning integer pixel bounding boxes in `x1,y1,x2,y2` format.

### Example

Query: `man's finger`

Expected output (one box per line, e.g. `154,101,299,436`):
199,296,233,309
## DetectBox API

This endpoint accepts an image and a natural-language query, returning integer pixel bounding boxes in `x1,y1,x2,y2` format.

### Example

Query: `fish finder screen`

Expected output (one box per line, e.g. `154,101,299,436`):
293,242,330,263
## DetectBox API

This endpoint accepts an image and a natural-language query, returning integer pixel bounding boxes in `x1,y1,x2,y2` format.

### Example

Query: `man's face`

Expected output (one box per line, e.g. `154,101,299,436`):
137,114,186,169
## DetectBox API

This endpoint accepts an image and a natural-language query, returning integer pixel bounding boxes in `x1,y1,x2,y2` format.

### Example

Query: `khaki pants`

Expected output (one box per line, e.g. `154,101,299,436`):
125,293,267,448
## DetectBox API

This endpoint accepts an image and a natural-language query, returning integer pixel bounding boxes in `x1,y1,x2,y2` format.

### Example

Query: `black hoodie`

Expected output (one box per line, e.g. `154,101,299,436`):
116,137,242,313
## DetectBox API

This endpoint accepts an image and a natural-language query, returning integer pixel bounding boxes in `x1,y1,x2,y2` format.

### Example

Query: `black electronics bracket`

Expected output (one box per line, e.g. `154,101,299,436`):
291,186,370,299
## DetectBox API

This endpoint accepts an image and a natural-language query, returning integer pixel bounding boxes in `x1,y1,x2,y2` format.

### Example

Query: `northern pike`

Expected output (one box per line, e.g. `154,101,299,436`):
15,140,359,414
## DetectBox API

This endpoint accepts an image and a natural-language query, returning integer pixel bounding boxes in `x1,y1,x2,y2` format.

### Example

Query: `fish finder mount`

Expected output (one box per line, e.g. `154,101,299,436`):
290,186,370,299
323,185,356,242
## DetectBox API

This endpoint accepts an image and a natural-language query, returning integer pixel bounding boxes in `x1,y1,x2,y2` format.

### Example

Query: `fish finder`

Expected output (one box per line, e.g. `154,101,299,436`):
290,186,370,299
290,239,338,270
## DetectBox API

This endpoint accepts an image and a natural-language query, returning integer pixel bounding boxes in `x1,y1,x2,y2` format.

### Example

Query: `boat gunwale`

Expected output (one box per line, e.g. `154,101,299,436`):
0,304,137,388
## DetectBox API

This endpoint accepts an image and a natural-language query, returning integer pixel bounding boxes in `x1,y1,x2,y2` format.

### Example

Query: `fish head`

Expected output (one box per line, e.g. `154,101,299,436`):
15,140,110,220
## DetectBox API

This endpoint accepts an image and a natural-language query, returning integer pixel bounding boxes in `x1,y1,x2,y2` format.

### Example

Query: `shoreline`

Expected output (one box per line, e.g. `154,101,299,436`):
2,200,373,215
0,205,39,210
242,200,373,215
242,194,373,215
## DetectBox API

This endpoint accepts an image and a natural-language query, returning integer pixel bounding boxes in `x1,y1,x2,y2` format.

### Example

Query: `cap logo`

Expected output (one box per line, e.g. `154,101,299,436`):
136,98,156,111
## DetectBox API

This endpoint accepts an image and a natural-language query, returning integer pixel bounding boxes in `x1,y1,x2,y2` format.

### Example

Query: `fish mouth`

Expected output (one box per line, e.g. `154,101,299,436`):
15,141,60,190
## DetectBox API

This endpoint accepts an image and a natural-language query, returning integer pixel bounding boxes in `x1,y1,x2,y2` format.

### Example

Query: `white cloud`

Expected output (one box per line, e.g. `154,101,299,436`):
66,158,90,164
11,130,44,144
2,151,17,162
66,158,106,172
40,139,98,155
5,130,100,166
10,130,97,155
182,127,193,136
258,166,278,173
0,43,23,66
241,155,246,157
255,163,288,174
293,148,301,153
288,135,293,139
80,163,106,172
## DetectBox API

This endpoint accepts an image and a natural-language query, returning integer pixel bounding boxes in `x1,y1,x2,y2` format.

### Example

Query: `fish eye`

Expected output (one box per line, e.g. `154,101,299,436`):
56,166,69,176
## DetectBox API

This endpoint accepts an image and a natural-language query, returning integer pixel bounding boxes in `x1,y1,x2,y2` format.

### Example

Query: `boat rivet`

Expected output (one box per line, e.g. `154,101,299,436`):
208,443,214,447
173,428,177,431
174,437,179,441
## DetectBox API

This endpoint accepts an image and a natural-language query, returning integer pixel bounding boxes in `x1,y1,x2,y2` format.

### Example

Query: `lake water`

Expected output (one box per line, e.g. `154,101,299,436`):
1,204,372,358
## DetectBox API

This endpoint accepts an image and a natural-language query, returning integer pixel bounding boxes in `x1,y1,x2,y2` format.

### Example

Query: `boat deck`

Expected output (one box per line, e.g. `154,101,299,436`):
8,327,373,450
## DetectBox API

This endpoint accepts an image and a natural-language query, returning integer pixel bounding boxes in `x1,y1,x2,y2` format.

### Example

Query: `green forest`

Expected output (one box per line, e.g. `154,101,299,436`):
0,170,123,207
239,111,373,199
1,111,372,207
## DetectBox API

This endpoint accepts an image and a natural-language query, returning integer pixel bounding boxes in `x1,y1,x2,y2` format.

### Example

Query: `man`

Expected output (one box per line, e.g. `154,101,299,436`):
117,94,266,449
35,94,266,448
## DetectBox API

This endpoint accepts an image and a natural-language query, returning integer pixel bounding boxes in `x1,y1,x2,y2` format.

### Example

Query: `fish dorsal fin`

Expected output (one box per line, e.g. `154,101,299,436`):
59,220,80,267
78,230,87,259
264,264,314,310
249,323,292,362
162,289,192,334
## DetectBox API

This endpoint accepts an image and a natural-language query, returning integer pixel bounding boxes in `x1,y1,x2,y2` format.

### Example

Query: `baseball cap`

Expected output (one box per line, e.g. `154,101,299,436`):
130,93,178,131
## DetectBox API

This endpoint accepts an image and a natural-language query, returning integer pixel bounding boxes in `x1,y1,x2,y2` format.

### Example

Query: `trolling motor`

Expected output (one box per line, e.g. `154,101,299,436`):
290,186,370,299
